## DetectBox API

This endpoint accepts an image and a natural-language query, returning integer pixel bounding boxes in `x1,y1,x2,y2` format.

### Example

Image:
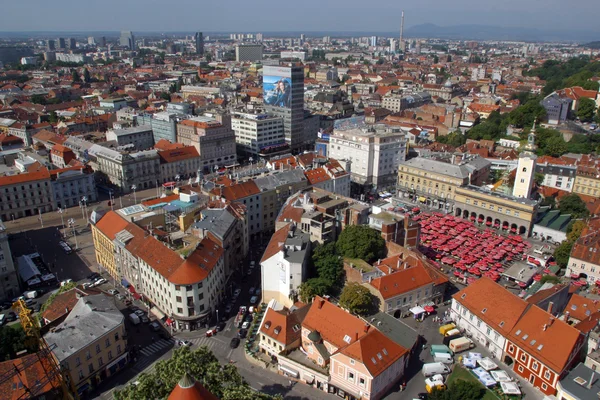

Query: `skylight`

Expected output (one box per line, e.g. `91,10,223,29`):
292,324,300,332
499,321,505,327
522,334,528,340
482,308,487,314
537,344,544,351
515,329,521,335
382,348,388,356
371,357,377,364
377,353,383,360
461,293,467,299
530,340,536,346
343,335,352,344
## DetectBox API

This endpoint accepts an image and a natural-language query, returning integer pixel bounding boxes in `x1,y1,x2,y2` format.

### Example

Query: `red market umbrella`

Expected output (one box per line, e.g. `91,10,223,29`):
533,275,542,282
518,282,527,288
424,306,435,313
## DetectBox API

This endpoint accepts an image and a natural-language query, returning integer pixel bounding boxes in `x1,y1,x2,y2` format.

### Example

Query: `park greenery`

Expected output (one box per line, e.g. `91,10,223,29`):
428,380,484,400
114,346,280,400
335,225,386,263
524,56,600,96
0,324,37,361
553,217,588,268
40,281,77,313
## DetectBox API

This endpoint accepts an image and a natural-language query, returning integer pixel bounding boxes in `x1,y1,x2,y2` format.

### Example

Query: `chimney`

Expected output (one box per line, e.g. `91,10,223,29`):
378,259,381,265
397,258,401,269
65,307,69,314
355,332,359,341
542,324,547,331
318,299,325,309
547,301,554,315
364,324,370,333
587,371,596,390
548,317,555,327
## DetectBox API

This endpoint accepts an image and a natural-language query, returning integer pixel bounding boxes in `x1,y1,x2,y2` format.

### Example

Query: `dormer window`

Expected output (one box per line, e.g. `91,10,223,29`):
343,335,352,344
265,322,271,329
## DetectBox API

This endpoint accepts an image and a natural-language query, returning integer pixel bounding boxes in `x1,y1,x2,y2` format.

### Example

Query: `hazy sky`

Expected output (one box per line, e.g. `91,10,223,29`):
1,0,598,32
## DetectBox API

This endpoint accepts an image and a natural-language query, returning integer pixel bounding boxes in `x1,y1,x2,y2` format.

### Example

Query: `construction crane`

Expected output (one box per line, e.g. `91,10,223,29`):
3,299,80,400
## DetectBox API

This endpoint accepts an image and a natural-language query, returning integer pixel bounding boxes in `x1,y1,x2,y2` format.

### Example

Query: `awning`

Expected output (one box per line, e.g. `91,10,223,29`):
419,197,427,202
121,278,130,288
166,318,174,326
410,306,426,315
105,352,128,370
500,382,521,395
151,307,166,320
279,365,299,378
304,375,315,385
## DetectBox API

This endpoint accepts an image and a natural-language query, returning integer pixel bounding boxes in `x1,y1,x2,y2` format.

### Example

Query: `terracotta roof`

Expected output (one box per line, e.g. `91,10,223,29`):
304,167,331,185
155,139,186,151
157,146,200,164
574,311,600,334
508,305,583,373
260,223,292,263
303,296,368,350
217,180,260,201
260,304,309,345
0,165,50,186
269,155,297,170
276,197,304,224
0,353,56,399
41,288,80,323
0,133,22,145
168,237,223,285
94,211,130,240
571,223,600,265
336,328,408,377
370,264,436,300
51,144,74,155
142,194,180,207
168,373,219,400
564,293,600,321
452,277,528,336
179,119,222,129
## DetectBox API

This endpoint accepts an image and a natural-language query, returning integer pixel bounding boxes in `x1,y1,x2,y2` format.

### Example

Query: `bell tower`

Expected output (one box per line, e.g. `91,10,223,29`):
512,121,538,199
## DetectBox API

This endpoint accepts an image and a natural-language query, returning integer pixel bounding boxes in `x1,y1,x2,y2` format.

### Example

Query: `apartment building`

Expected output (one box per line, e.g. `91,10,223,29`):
94,147,160,193
214,180,262,236
231,112,286,157
0,221,19,302
44,294,128,397
573,163,600,199
91,210,130,280
260,223,311,308
566,219,600,285
0,164,54,221
535,156,577,193
50,166,98,209
176,117,237,173
304,159,351,198
105,125,154,151
50,144,76,168
328,125,407,190
235,44,263,61
381,92,431,113
397,154,490,212
157,145,202,183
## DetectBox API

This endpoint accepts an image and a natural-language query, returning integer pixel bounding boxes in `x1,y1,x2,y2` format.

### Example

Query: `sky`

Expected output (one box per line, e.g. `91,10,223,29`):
1,0,598,33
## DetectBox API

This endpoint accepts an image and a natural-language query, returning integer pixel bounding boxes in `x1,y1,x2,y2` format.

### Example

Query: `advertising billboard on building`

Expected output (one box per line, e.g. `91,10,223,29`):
263,66,293,109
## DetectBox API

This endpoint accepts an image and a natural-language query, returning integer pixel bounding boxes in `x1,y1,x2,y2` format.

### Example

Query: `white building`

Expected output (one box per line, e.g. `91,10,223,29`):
232,112,285,156
536,161,577,193
513,129,538,199
328,124,406,190
449,277,528,360
50,167,98,210
157,145,202,183
106,125,154,151
94,147,160,193
260,223,311,308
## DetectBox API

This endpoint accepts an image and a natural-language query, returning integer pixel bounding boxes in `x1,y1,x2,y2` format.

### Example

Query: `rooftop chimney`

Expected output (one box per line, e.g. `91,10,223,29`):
587,371,596,390
364,324,370,333
318,299,325,309
547,301,554,315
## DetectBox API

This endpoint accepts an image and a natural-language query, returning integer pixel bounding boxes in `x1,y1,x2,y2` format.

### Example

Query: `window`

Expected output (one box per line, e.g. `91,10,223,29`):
108,351,113,360
105,338,110,348
88,363,94,374
115,332,119,341
541,383,547,390
520,353,527,362
348,371,355,381
75,357,81,367
78,370,84,380
117,344,121,354
359,377,365,386
86,350,91,360
95,344,101,354
350,359,355,365
518,365,524,373
522,167,527,172
544,370,551,380
98,357,104,367
532,361,538,371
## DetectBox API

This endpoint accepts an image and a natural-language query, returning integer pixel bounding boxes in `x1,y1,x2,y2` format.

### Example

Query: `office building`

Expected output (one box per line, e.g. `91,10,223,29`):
138,112,179,144
68,38,76,49
280,50,307,61
382,91,432,113
231,112,285,157
157,145,202,183
0,164,54,221
106,125,154,151
263,65,306,151
235,44,263,61
370,35,377,47
87,37,96,46
50,166,98,210
194,32,204,55
44,294,128,395
328,124,407,190
46,39,55,51
58,38,66,49
119,31,135,50
94,147,160,193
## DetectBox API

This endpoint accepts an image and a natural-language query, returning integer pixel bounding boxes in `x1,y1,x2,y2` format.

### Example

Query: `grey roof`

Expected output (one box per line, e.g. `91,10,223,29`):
44,294,124,362
110,125,152,136
558,363,600,400
401,156,490,180
463,184,538,206
254,169,307,192
368,311,419,351
283,229,310,264
192,208,236,240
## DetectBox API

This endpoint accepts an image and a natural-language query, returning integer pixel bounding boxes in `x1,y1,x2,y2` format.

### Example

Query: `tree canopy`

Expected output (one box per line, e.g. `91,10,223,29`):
524,57,600,96
299,242,345,302
577,97,596,122
336,225,386,263
436,131,467,147
0,325,37,361
558,194,590,219
428,380,484,400
339,283,376,316
114,346,279,400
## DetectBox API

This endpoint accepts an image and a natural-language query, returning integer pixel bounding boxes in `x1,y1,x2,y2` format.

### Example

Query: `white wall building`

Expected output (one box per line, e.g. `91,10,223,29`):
106,125,154,151
232,112,285,156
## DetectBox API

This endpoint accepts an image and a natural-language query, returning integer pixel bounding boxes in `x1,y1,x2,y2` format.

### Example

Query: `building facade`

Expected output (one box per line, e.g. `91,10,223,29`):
157,146,202,183
232,112,285,157
50,167,98,210
0,166,54,221
95,148,160,193
235,44,263,61
105,125,154,151
0,221,19,301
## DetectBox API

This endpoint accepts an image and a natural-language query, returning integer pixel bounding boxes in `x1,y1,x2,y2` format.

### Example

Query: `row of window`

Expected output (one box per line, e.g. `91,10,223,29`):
465,199,520,217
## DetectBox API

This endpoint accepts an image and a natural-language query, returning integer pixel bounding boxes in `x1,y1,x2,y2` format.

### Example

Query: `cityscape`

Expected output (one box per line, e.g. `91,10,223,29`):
0,4,600,400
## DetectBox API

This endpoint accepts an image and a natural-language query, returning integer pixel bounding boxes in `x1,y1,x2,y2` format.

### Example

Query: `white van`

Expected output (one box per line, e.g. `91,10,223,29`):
422,362,451,377
433,352,454,364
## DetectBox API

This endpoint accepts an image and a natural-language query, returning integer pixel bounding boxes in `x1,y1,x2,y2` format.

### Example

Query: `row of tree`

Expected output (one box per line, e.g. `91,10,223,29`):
524,56,600,96
114,346,279,400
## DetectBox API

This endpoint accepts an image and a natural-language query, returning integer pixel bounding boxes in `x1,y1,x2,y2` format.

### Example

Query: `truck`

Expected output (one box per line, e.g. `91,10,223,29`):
432,352,453,364
449,337,475,353
129,313,141,325
422,362,451,377
425,377,446,393
234,306,247,329
430,344,452,357
443,333,462,346
439,323,456,336
24,290,38,299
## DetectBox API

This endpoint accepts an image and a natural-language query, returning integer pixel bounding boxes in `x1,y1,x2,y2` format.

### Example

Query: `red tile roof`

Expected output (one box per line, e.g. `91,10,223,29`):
0,165,50,186
155,139,186,151
370,264,436,300
261,223,292,263
260,305,309,345
168,237,223,285
94,211,130,240
508,305,583,373
304,167,331,185
0,353,56,399
157,146,200,164
217,180,260,201
167,374,218,400
564,293,600,321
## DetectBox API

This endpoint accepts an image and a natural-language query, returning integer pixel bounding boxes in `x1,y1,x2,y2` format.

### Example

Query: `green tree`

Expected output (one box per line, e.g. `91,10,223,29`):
428,379,484,400
553,240,573,268
437,131,466,147
160,92,171,101
534,173,545,186
543,136,568,157
339,282,375,316
0,325,37,361
298,277,331,303
312,242,344,286
567,220,587,242
577,97,596,122
41,281,77,313
541,275,561,284
71,69,81,82
48,110,58,124
558,194,589,219
83,68,91,83
336,225,386,263
30,94,47,105
433,55,439,63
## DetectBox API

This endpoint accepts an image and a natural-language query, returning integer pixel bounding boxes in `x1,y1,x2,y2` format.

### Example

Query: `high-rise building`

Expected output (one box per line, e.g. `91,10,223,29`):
46,39,56,51
370,36,378,47
119,31,135,50
68,38,76,49
58,38,66,49
263,64,306,151
235,44,263,61
194,32,204,55
87,36,96,46
256,33,263,42
232,112,285,157
100,36,106,47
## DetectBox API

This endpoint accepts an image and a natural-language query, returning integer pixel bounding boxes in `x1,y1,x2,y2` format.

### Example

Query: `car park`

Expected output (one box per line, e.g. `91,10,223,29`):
149,322,161,332
230,337,240,348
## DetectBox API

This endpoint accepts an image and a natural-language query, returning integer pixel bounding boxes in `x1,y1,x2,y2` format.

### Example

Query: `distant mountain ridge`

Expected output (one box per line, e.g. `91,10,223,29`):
404,23,600,43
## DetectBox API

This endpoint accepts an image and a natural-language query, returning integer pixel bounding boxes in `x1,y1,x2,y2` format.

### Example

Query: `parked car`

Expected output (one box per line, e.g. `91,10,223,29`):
83,282,92,289
60,279,73,287
241,321,250,329
141,315,150,323
1,302,11,310
149,322,161,332
216,321,226,331
93,278,107,286
233,288,241,298
134,310,145,317
250,296,258,304
24,299,36,307
116,294,125,301
59,241,72,254
248,287,255,295
230,337,240,348
178,340,192,347
108,289,119,295
254,289,261,297
224,304,233,314
87,272,101,280
6,312,17,322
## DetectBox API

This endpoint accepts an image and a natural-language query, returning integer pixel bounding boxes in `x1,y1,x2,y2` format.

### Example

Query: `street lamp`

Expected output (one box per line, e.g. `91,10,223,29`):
131,185,137,205
108,190,115,211
68,218,78,250
38,209,44,228
81,196,89,222
57,208,65,237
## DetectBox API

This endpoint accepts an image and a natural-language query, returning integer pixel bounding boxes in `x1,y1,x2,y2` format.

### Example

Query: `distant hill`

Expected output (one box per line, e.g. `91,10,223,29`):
582,41,600,49
404,23,600,43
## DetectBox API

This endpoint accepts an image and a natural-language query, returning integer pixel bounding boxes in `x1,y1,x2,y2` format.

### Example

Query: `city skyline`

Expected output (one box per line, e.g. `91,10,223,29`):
1,0,599,36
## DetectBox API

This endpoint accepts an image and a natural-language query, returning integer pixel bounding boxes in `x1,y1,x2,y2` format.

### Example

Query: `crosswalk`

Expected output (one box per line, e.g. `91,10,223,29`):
187,335,228,349
139,338,174,357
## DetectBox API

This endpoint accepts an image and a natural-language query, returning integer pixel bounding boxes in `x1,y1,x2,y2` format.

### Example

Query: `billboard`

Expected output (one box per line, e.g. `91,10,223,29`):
263,75,292,109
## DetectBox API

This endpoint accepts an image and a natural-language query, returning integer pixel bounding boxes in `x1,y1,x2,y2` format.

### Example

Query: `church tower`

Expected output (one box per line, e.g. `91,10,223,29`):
512,122,538,199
